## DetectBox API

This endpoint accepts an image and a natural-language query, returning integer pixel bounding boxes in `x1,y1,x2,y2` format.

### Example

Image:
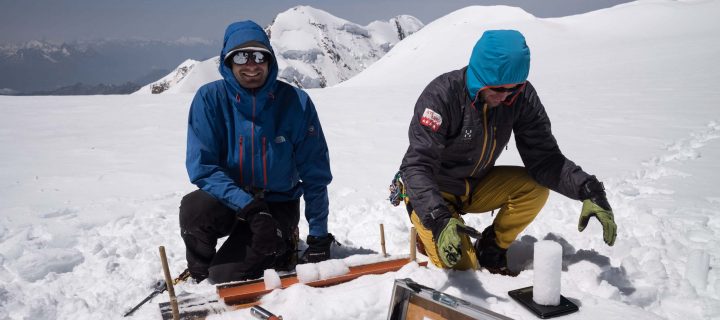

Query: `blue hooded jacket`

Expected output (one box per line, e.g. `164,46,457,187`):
466,30,530,101
186,21,332,236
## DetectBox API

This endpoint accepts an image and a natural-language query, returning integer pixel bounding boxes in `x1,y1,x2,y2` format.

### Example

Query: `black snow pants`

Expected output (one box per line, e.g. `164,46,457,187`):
179,189,300,284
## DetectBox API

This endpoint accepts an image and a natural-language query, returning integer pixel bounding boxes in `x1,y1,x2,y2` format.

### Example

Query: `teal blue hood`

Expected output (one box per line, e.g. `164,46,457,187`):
466,30,530,101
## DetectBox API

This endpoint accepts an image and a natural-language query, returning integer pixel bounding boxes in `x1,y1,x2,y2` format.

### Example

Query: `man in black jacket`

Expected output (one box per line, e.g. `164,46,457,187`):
398,30,617,276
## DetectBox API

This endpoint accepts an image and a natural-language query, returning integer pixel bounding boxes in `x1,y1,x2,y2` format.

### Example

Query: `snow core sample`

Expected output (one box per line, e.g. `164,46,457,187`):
533,240,562,306
263,269,281,290
296,263,320,283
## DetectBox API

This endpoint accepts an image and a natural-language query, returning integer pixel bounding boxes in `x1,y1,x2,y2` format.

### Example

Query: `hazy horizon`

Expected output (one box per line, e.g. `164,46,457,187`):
0,0,632,44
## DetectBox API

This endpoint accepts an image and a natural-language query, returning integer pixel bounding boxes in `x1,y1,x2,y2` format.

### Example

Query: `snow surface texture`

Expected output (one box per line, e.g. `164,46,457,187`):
1,0,720,319
133,5,423,94
533,241,562,306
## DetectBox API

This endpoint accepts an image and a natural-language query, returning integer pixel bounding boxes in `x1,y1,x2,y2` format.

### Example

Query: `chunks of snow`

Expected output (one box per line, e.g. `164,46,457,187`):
296,259,350,284
317,259,350,280
296,263,320,283
533,240,562,306
14,248,84,282
686,249,710,291
264,269,282,290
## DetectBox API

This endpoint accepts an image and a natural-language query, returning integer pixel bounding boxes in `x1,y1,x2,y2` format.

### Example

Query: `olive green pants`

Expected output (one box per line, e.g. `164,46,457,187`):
408,166,549,269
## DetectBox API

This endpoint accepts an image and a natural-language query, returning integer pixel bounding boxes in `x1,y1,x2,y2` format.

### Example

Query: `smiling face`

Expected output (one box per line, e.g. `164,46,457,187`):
231,53,269,89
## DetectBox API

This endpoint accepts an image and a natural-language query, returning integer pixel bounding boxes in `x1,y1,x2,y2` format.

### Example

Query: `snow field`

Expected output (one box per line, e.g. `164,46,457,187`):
1,1,720,319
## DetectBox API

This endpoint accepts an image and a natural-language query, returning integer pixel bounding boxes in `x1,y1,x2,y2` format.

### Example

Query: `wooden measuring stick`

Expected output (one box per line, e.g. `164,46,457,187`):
159,246,180,320
380,224,387,257
410,227,417,261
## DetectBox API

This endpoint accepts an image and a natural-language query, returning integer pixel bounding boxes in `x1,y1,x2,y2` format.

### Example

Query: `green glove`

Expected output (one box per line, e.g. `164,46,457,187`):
435,218,464,267
579,199,616,246
578,177,617,246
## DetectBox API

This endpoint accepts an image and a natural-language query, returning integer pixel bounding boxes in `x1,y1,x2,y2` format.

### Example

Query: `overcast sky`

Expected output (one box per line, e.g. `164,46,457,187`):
1,0,633,44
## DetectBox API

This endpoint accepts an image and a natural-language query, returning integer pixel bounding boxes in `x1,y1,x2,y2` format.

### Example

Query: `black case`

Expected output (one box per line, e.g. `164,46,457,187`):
508,286,579,319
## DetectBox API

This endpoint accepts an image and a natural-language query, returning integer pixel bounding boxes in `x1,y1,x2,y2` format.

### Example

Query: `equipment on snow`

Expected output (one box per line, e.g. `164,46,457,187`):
251,305,283,320
409,227,418,261
159,246,180,320
380,223,388,257
508,286,578,318
158,258,428,319
388,171,406,206
387,278,512,320
218,257,427,305
123,268,191,317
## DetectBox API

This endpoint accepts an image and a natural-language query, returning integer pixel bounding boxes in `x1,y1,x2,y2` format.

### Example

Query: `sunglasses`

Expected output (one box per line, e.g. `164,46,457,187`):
232,51,269,65
489,82,525,94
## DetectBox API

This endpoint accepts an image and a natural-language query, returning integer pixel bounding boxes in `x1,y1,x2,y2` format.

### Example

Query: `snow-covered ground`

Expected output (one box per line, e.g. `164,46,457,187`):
1,1,720,319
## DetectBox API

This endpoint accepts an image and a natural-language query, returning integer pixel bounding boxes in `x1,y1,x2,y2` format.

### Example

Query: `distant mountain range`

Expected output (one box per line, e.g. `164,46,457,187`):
0,38,219,95
136,6,423,94
2,6,422,96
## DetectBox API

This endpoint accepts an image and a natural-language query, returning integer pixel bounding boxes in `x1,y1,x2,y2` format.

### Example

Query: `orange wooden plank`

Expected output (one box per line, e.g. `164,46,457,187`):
218,258,427,306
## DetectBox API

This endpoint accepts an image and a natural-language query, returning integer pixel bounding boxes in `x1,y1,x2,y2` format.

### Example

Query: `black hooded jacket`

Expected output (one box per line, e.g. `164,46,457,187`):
399,67,592,224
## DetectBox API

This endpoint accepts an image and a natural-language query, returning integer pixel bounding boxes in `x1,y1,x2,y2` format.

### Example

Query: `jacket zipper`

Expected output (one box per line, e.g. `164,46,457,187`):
481,127,497,170
238,136,244,185
251,94,256,185
470,103,489,176
262,136,268,187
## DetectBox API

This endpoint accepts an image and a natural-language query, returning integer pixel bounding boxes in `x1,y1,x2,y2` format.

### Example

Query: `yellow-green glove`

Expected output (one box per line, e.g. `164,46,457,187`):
579,199,617,246
578,176,617,246
435,217,464,267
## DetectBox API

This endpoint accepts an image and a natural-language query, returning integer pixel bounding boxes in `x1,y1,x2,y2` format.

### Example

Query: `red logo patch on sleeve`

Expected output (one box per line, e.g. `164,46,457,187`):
420,108,442,132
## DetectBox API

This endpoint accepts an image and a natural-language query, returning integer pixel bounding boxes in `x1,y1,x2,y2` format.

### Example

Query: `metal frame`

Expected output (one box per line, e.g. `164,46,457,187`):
387,278,513,320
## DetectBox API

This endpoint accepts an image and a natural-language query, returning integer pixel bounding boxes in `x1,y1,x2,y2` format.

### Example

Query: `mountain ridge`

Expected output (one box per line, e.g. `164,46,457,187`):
136,6,423,94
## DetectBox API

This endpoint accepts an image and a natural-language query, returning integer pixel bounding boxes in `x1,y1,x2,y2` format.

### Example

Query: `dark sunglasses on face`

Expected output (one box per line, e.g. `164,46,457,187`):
489,82,525,94
232,51,269,65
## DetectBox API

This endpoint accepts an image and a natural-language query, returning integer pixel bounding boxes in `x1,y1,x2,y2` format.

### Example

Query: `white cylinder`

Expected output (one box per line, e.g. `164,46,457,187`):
533,240,562,306
263,269,282,290
296,263,320,283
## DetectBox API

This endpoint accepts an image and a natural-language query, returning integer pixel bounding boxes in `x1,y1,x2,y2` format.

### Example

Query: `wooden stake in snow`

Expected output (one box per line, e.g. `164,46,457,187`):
410,227,417,261
159,246,180,320
380,223,387,257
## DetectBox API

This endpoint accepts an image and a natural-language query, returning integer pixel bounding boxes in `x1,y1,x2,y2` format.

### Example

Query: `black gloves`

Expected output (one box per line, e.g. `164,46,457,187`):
237,198,270,222
300,233,338,263
579,176,612,211
238,199,283,256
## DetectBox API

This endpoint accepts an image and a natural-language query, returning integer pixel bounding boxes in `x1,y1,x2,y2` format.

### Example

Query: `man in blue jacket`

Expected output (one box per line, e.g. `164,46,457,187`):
397,30,617,275
179,21,334,283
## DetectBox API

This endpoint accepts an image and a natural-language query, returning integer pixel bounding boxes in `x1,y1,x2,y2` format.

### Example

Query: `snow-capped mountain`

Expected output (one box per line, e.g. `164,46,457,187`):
270,6,423,88
135,6,423,94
